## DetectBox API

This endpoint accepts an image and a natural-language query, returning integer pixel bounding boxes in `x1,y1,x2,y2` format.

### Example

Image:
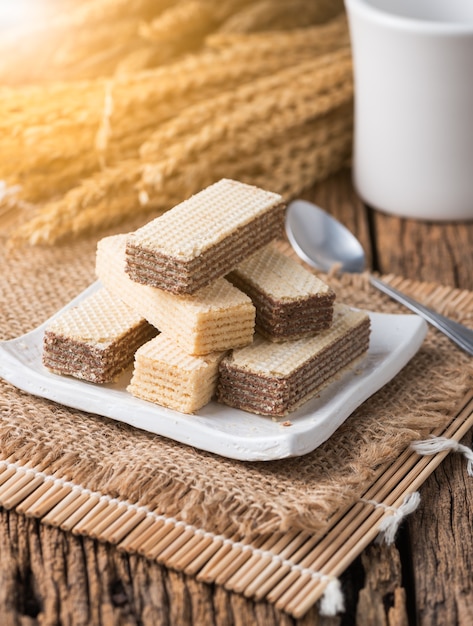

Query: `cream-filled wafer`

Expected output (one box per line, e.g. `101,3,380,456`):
97,234,255,355
217,304,370,417
126,179,285,295
227,243,336,341
127,334,225,414
43,287,156,383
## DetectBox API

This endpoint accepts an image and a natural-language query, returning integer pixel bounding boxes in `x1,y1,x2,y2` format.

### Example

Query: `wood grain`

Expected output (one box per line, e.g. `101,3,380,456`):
407,429,473,626
372,213,473,290
0,508,339,626
357,544,407,626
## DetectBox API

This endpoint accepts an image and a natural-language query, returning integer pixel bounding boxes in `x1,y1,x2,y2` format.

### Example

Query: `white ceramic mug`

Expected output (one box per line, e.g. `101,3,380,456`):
344,0,473,220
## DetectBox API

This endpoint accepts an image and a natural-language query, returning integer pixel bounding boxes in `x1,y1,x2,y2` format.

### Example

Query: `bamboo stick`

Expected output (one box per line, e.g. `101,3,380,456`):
227,529,303,594
60,493,101,532
118,515,164,553
281,396,473,615
42,488,90,527
104,507,148,544
0,474,44,510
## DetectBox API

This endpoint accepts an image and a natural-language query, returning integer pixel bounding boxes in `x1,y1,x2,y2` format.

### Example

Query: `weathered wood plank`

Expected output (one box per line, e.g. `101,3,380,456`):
372,212,473,290
0,508,347,625
307,169,473,626
407,430,473,626
357,544,408,626
355,178,473,626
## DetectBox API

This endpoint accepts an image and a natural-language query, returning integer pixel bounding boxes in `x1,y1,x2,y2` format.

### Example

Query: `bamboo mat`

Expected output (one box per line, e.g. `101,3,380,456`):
1,236,473,617
1,392,472,617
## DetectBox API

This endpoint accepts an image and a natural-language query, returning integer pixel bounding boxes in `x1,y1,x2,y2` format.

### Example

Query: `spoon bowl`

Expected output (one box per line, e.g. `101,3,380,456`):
285,200,365,274
285,199,473,356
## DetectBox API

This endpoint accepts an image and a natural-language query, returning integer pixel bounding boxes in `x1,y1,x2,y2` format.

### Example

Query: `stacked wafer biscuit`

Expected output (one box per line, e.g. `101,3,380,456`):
217,304,370,416
227,242,336,341
42,178,371,417
42,288,157,384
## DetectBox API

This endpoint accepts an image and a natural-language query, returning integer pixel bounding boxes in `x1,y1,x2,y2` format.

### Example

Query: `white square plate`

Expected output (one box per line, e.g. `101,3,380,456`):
0,282,427,461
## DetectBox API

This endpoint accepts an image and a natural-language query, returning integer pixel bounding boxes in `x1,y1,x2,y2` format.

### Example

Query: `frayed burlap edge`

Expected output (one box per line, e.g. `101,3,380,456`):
1,236,472,541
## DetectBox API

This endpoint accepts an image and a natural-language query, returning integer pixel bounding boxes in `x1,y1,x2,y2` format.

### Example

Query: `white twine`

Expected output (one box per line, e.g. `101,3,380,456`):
0,459,343,615
319,578,345,616
362,492,421,545
411,435,473,476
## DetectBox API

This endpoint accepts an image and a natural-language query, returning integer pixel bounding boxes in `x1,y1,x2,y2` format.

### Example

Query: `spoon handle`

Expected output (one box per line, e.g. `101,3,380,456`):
370,276,473,356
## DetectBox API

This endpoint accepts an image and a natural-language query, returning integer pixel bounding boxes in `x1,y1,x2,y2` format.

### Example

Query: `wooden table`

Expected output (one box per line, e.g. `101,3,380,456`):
2,168,473,625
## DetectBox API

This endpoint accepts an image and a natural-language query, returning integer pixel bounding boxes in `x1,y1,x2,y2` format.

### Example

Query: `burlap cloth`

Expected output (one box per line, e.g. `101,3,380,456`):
1,232,472,543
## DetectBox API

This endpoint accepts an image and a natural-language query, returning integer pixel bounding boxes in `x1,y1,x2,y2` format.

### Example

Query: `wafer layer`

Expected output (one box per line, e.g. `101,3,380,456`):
128,334,225,414
228,243,335,341
96,234,255,355
217,305,370,416
43,287,156,383
126,179,285,295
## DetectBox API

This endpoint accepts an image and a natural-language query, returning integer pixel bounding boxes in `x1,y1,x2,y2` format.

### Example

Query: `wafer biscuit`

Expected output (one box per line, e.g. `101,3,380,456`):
125,179,285,295
96,234,255,355
127,334,225,414
42,287,156,383
217,304,370,416
227,243,335,341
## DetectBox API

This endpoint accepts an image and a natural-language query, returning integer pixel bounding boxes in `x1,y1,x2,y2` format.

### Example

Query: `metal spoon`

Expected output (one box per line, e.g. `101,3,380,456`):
285,199,473,356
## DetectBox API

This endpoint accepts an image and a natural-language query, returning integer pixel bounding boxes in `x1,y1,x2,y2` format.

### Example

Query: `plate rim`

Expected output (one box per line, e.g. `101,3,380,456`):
0,281,428,461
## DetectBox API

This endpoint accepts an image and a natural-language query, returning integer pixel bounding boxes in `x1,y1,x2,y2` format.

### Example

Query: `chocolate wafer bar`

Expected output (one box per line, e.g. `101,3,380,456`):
125,179,285,295
227,243,336,341
127,334,225,414
217,304,370,417
96,234,255,355
43,287,156,383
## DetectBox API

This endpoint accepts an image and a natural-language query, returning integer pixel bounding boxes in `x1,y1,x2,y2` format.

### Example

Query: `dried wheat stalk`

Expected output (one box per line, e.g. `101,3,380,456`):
0,0,346,85
0,17,349,204
140,50,352,160
1,3,353,246
217,0,344,33
10,53,353,245
12,112,351,246
206,12,349,50
0,0,172,84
